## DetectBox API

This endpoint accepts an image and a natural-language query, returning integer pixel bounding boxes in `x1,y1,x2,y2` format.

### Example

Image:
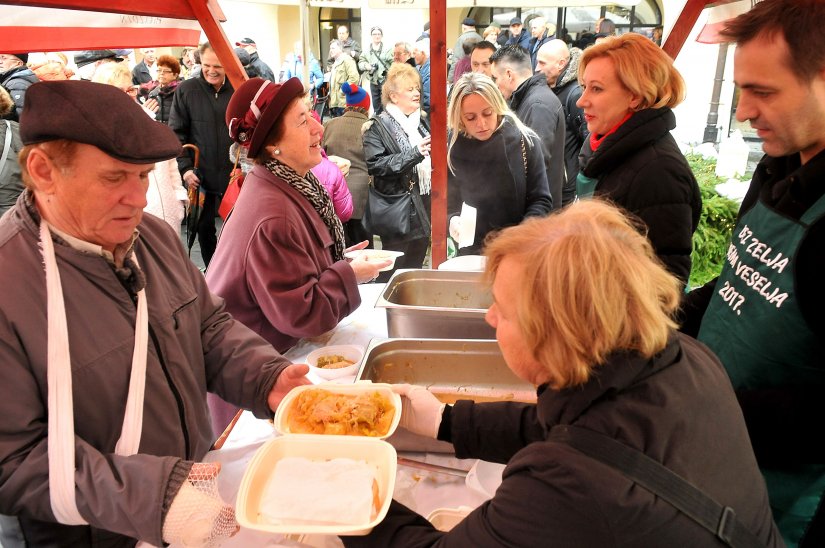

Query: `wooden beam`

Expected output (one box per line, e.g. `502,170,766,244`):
663,0,712,59
185,0,248,90
0,0,226,21
429,0,448,268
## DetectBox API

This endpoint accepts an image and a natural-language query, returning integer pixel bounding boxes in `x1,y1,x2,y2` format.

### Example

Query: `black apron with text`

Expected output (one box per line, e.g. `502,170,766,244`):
698,192,825,547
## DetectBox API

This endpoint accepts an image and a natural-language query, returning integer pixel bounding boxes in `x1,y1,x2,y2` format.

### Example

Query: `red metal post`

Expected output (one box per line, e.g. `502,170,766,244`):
663,0,712,60
185,0,248,89
429,0,447,268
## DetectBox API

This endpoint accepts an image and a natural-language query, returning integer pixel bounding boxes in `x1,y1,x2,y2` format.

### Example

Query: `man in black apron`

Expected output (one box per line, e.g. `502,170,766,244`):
681,1,825,546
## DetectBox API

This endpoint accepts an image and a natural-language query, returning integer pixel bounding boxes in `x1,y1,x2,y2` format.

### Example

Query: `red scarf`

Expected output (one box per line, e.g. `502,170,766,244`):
589,112,633,152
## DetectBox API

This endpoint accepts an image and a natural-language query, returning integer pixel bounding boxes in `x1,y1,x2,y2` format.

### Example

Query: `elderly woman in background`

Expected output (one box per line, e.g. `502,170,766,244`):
206,78,388,430
362,62,432,275
482,25,501,47
147,54,181,125
0,86,23,215
346,200,783,547
447,72,551,256
92,63,186,231
576,33,701,284
323,82,373,246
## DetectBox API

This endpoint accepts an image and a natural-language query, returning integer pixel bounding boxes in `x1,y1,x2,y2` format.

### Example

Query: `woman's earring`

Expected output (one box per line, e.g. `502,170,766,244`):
273,148,281,155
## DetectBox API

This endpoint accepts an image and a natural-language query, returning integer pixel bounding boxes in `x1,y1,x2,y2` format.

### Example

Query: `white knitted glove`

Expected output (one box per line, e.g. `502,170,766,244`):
393,384,446,439
162,463,238,547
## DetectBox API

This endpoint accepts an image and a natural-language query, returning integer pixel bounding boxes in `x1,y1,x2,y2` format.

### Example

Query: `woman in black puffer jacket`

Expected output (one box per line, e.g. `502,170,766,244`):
576,33,701,285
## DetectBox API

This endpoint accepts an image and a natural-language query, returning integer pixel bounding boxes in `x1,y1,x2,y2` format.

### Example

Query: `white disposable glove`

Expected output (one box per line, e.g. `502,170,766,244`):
449,216,462,243
393,384,446,439
162,462,238,547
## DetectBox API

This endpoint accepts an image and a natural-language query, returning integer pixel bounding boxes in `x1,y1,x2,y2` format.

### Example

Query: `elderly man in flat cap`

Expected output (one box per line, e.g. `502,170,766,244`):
0,80,309,547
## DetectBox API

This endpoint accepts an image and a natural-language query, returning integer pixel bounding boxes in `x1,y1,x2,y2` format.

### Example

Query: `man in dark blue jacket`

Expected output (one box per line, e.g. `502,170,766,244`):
505,18,531,51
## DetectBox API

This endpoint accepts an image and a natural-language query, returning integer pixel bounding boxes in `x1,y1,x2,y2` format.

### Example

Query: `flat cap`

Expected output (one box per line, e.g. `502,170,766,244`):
20,80,182,164
510,17,522,25
462,18,476,27
73,49,123,68
236,37,256,46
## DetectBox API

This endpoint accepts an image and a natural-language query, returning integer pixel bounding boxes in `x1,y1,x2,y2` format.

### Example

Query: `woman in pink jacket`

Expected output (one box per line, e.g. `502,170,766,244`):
311,144,354,222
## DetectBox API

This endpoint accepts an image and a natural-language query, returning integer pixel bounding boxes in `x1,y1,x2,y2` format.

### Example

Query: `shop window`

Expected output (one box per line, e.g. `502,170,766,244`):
319,7,361,66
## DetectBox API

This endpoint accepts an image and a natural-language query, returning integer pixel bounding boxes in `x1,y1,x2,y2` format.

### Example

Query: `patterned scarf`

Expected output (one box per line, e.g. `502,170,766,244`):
264,159,346,261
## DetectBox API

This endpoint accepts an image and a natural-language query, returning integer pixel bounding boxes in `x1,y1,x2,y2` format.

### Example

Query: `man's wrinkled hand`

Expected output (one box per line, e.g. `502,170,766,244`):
267,363,311,412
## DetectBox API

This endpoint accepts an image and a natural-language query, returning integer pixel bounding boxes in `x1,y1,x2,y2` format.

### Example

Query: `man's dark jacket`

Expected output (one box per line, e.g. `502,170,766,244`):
248,52,275,82
509,73,565,210
1,67,39,121
168,75,234,195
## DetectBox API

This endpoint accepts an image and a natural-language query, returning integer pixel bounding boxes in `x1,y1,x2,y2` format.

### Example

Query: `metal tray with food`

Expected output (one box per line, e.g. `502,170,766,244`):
375,269,495,339
358,338,536,404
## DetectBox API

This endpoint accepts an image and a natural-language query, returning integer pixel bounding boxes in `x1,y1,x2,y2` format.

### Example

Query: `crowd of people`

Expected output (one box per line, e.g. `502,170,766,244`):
0,0,822,546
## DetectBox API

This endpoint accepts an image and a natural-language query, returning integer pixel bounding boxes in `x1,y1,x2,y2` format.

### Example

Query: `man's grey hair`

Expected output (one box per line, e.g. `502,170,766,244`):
414,38,430,57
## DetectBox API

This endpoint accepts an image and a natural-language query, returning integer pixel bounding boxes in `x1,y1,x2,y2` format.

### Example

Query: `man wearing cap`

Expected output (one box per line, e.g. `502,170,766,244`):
450,18,482,81
169,42,235,267
236,37,275,82
73,49,124,81
0,79,309,547
359,26,393,114
505,17,532,50
0,53,38,121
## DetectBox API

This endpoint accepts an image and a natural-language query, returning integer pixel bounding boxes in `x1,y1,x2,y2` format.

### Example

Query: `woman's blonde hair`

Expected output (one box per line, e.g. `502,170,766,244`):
447,72,537,173
579,33,686,111
482,26,499,41
91,62,133,90
382,63,421,108
484,199,681,389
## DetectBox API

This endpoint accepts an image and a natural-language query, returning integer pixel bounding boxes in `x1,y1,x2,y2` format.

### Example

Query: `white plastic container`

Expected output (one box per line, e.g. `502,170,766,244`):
305,344,365,380
238,383,402,535
426,506,473,532
272,383,402,438
235,435,397,535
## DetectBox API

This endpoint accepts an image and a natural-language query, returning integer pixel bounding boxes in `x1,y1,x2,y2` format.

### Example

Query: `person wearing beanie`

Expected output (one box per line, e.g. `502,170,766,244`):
450,18,482,81
0,79,309,547
0,52,38,121
323,82,374,246
206,78,387,426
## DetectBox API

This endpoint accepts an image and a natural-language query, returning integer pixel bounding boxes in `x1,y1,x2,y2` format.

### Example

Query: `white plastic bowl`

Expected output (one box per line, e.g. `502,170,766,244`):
437,255,486,272
305,344,364,380
344,249,404,272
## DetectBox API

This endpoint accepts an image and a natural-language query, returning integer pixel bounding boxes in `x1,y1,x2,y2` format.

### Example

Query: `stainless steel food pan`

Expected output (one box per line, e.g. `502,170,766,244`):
358,338,536,404
376,269,495,339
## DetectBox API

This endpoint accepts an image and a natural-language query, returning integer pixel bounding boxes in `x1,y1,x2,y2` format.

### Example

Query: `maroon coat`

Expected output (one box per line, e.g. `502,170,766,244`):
206,164,360,353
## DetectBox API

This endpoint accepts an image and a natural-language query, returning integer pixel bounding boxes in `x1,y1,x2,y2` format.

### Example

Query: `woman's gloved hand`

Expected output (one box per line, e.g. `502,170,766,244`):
392,384,446,439
162,462,239,547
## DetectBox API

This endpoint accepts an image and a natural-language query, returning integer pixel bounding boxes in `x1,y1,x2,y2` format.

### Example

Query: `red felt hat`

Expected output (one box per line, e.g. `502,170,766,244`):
225,77,304,158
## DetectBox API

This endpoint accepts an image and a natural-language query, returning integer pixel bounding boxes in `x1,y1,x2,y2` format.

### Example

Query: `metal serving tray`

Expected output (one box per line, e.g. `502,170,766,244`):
358,338,536,404
375,269,495,340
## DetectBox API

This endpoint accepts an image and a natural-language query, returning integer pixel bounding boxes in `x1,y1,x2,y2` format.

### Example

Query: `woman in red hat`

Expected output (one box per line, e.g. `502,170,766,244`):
206,78,388,429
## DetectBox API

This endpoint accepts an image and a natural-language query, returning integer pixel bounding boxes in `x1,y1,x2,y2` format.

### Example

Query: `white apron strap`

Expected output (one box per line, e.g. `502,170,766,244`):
41,221,149,526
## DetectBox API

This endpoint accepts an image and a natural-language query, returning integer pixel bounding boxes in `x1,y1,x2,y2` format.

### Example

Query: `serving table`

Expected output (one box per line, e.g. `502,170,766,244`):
200,283,493,547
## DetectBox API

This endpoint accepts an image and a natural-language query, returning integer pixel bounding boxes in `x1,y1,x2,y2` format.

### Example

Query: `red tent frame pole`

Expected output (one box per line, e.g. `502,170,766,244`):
185,0,248,89
429,0,447,268
663,0,712,59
